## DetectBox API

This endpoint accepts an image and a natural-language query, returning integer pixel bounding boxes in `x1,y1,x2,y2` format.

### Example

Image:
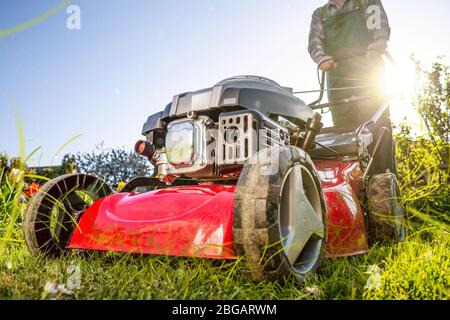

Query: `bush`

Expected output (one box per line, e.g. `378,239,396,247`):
395,59,450,225
74,143,153,187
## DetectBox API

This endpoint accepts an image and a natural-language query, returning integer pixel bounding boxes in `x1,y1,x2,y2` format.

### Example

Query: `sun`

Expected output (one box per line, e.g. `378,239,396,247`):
376,59,422,126
378,63,415,97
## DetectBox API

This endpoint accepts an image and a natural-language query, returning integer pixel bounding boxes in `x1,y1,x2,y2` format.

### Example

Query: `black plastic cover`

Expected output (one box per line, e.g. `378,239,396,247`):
142,111,165,135
167,76,314,123
310,132,358,158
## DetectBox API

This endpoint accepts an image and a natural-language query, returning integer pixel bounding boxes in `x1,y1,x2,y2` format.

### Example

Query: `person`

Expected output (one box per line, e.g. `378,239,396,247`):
308,0,390,128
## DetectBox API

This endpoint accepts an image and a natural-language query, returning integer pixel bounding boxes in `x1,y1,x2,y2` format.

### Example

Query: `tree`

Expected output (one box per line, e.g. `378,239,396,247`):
75,143,153,187
395,59,450,222
415,57,450,168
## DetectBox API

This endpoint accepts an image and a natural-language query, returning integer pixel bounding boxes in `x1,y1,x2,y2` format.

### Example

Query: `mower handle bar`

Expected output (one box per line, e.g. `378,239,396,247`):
300,50,396,108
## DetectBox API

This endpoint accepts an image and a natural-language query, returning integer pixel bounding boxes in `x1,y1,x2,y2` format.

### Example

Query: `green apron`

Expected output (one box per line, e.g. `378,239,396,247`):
321,0,379,127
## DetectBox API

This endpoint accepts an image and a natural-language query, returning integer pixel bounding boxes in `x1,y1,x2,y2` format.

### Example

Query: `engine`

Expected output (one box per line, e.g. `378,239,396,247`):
135,76,319,183
137,109,290,183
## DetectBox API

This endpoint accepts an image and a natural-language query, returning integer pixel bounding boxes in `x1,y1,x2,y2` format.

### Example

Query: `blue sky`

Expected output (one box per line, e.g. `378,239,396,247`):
1,0,450,165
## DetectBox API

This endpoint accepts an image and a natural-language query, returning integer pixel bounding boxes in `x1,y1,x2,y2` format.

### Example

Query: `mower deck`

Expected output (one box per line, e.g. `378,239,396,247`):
67,160,369,259
68,185,236,259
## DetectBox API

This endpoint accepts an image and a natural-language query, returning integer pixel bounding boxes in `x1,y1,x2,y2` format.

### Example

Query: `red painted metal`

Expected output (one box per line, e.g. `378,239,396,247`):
68,185,237,259
314,160,369,257
68,159,369,259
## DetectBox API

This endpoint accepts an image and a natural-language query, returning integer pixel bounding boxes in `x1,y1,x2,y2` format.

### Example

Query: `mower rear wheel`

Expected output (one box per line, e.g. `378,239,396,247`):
234,146,327,283
23,174,112,257
367,173,407,244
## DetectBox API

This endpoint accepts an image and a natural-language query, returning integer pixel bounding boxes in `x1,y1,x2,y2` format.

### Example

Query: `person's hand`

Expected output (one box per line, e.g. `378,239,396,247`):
319,57,336,71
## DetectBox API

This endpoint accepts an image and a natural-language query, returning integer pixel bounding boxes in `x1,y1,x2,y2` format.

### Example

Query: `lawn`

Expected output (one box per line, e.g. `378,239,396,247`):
0,191,448,300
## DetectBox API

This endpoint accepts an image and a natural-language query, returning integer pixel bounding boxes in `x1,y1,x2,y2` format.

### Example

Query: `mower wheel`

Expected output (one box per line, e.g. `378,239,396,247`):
23,174,112,257
234,146,327,283
367,173,406,244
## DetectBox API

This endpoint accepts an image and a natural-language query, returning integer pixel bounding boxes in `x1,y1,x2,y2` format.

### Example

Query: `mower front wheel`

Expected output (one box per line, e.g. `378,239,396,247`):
23,174,112,257
233,146,327,283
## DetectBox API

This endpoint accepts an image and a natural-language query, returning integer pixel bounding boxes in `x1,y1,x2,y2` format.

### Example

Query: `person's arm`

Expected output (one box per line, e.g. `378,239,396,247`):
366,0,391,53
308,8,328,65
308,8,334,70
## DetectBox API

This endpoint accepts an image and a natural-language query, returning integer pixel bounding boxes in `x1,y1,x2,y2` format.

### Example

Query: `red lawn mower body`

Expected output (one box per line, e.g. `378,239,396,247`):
68,159,368,259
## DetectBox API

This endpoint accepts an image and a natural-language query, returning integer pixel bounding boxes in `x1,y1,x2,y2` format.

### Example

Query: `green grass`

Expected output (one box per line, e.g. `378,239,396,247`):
0,227,448,300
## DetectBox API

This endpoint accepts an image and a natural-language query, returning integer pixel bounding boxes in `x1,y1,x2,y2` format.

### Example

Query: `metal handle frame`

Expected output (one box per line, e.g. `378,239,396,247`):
305,50,396,109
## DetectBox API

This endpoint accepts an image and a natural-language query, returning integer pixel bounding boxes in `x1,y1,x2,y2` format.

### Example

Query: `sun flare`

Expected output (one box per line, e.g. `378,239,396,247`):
377,59,422,126
378,63,416,97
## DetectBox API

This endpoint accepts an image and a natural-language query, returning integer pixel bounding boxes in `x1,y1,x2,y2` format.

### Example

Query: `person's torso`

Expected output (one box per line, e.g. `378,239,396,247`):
322,0,370,66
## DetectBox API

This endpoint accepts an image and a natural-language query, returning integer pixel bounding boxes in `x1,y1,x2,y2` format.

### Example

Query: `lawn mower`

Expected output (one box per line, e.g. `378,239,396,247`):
23,52,406,283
